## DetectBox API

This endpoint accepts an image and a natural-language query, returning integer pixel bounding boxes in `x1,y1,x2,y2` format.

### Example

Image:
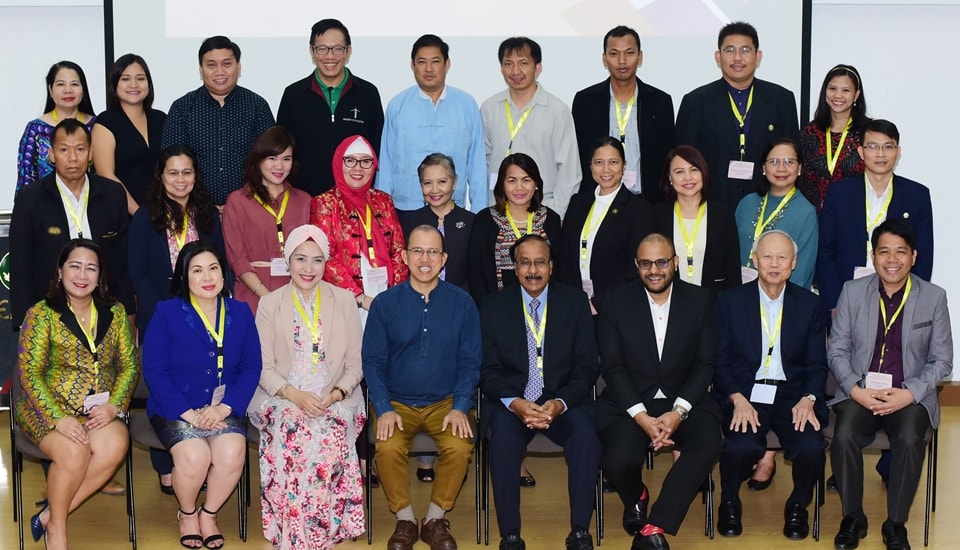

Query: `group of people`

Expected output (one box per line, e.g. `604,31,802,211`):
10,14,950,550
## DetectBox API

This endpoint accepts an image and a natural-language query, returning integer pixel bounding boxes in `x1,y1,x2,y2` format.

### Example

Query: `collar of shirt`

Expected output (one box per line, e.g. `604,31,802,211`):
756,282,787,380
505,82,547,110
418,85,448,103
593,184,621,204
878,276,907,304
519,284,548,319
726,81,752,112
644,284,672,359
607,81,639,102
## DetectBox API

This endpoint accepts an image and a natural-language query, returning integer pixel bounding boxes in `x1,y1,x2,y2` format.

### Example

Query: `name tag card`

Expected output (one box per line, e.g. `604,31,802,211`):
581,279,595,298
364,266,389,287
270,257,290,277
741,266,759,284
622,170,640,194
853,265,875,280
489,173,498,190
864,372,893,390
211,384,227,406
750,383,777,404
83,391,110,414
728,160,755,180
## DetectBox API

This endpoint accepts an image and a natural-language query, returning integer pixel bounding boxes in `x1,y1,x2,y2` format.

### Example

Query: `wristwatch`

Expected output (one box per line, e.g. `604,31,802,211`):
805,394,817,403
672,405,689,421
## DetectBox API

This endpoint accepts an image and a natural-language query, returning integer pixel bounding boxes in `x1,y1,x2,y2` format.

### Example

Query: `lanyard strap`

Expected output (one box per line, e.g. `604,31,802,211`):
57,183,90,238
877,276,911,370
675,201,706,278
727,86,755,159
356,204,377,264
291,286,322,366
758,298,784,375
523,299,548,378
825,117,852,176
69,301,100,387
254,190,290,255
614,95,636,143
191,295,225,384
171,211,189,251
865,175,894,256
579,199,614,265
747,188,797,267
507,210,533,240
504,100,532,156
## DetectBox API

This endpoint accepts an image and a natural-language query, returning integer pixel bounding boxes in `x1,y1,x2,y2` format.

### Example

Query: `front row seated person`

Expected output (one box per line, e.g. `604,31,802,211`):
362,225,482,550
480,234,601,550
829,219,952,550
713,230,827,540
596,233,722,550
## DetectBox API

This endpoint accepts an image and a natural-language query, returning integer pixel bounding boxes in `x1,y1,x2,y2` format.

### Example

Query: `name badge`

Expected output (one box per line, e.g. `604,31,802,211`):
864,372,893,390
211,384,227,406
741,266,759,284
727,160,755,180
364,265,389,287
489,172,498,190
621,170,640,194
749,383,776,404
270,257,290,277
581,279,595,298
853,265,875,280
83,391,110,414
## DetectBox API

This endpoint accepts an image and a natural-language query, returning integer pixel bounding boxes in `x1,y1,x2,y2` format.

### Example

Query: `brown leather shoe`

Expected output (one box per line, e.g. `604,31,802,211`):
420,518,457,550
387,520,419,550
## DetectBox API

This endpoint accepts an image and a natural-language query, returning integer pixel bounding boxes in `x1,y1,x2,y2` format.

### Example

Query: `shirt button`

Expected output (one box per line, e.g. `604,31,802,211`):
423,308,428,312
209,351,215,357
206,370,212,375
204,388,210,393
423,328,428,332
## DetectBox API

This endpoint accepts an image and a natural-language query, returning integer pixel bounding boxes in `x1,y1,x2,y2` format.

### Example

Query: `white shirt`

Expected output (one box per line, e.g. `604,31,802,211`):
55,175,92,239
578,185,620,283
673,208,708,286
865,177,893,264
608,83,641,193
754,284,786,381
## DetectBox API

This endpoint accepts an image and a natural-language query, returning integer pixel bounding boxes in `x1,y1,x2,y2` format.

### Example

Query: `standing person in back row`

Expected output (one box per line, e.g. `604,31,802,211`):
675,21,799,211
161,35,275,206
277,19,384,197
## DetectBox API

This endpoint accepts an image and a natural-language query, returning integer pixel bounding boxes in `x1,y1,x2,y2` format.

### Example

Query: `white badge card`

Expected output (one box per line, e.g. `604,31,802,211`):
364,266,389,287
211,384,227,406
864,372,893,390
621,170,640,194
853,265,875,280
727,160,755,180
270,257,290,277
489,172,498,190
83,391,110,414
581,279,595,298
741,266,759,284
749,383,777,405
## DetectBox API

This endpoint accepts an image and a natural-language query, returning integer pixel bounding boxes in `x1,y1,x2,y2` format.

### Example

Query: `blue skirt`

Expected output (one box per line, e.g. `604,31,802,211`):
149,413,247,450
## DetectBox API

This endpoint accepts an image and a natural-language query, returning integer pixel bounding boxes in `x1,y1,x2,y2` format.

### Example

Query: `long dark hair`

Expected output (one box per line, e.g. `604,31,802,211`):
812,64,867,132
46,239,117,307
146,145,218,235
107,54,156,110
242,126,298,205
170,241,231,300
44,61,95,115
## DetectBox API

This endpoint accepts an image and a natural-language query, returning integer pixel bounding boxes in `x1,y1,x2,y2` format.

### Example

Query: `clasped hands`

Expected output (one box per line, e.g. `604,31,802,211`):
851,385,914,416
180,404,231,430
633,410,681,451
56,402,120,445
286,386,340,418
510,398,564,430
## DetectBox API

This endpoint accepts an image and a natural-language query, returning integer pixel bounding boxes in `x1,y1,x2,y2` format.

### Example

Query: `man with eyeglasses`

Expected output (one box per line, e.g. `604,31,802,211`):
676,21,799,211
363,225,481,550
595,233,721,550
480,234,601,550
277,19,384,196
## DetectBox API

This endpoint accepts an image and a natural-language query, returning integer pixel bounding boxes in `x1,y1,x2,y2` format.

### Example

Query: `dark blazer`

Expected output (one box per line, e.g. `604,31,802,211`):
400,204,474,292
572,77,675,204
675,78,799,211
10,173,133,329
713,280,828,425
555,185,653,312
652,200,741,294
817,174,934,315
596,279,720,430
480,283,598,417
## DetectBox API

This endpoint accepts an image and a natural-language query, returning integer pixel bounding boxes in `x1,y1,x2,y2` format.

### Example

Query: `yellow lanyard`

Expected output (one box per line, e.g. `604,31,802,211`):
614,95,636,143
747,188,797,267
758,297,784,374
865,175,894,256
356,204,377,264
507,210,533,240
579,199,614,266
825,117,852,176
190,295,225,384
877,276,911,370
675,201,706,278
57,182,90,238
727,86,754,159
504,100,532,156
291,286,322,366
69,302,100,387
523,298,548,378
171,211,189,251
254,190,290,255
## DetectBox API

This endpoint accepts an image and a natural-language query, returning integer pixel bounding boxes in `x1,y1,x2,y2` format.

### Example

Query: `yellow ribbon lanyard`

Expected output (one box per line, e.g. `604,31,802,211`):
291,286,322,366
747,187,797,267
254,190,290,255
57,183,90,238
172,211,189,251
825,117,853,176
727,86,755,160
877,276,911,370
758,298,784,376
675,201,706,278
507,210,533,240
357,204,377,265
579,200,613,268
614,95,636,143
69,302,100,389
504,100,532,156
190,295,225,385
864,174,894,256
523,298,548,378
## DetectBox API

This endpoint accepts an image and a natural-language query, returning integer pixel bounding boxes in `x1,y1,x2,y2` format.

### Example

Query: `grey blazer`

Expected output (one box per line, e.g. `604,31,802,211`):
828,273,952,428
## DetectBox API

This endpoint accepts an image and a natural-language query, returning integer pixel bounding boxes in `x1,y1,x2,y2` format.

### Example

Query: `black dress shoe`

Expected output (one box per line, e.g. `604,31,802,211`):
622,483,649,535
602,478,616,493
499,532,526,550
881,520,911,550
783,503,809,540
717,500,743,537
631,532,669,550
519,474,536,487
827,475,839,493
834,515,868,549
564,528,594,550
747,464,776,491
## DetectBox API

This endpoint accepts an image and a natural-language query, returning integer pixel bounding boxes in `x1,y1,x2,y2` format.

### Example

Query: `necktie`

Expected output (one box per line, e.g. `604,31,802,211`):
523,298,543,402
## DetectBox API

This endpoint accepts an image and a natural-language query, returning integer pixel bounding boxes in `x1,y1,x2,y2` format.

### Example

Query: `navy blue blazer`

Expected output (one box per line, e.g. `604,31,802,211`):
817,174,933,315
713,280,828,425
143,297,261,420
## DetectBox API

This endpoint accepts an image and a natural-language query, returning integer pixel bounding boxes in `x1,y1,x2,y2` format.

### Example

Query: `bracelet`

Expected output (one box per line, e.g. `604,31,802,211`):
191,410,200,426
333,386,348,401
279,384,289,399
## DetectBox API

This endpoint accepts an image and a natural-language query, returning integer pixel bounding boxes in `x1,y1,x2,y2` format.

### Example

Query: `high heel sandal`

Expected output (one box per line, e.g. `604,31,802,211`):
30,503,48,542
200,505,225,549
178,508,203,549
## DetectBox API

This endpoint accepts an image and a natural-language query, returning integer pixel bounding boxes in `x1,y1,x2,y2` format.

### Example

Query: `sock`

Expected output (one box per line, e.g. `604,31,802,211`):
640,524,664,536
425,502,445,521
396,506,415,522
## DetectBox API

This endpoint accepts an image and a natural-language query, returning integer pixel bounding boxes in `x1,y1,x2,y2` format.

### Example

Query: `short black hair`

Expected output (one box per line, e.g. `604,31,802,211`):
198,36,241,65
411,34,449,61
603,25,641,52
863,118,900,143
718,21,759,50
51,118,91,147
171,240,231,300
310,19,351,46
509,234,551,262
755,137,802,195
498,37,542,64
871,219,916,252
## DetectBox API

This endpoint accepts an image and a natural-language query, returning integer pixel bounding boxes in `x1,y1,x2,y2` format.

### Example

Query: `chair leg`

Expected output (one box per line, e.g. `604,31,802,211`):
706,472,714,540
483,441,490,546
475,439,481,545
239,448,249,542
595,468,603,545
127,439,137,549
924,432,934,547
931,428,938,513
813,476,821,541
10,419,18,524
15,450,24,550
366,444,374,545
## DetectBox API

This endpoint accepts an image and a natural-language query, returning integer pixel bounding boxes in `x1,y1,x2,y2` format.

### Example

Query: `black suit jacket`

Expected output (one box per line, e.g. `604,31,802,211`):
10,173,133,329
675,78,799,211
596,279,719,430
572,77,675,204
480,283,598,420
555,185,653,312
713,280,829,424
652,200,741,294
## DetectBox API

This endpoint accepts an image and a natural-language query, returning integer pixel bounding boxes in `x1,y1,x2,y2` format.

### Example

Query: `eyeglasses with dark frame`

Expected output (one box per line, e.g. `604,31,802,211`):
636,258,672,270
406,247,443,258
312,44,348,56
343,157,374,169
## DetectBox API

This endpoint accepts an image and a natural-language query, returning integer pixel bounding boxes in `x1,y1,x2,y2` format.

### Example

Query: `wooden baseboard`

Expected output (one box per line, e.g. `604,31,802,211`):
941,382,960,406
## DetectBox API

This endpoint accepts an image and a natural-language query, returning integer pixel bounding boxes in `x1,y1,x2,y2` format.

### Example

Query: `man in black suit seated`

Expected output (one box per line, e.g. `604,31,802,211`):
596,233,721,550
712,230,827,540
480,234,601,550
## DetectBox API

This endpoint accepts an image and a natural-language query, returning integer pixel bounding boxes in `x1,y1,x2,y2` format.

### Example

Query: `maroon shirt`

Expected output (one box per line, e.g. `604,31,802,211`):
867,280,907,388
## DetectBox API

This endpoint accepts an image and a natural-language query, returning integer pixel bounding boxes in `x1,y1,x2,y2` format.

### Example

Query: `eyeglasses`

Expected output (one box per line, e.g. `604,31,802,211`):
343,157,374,169
720,46,756,57
515,259,550,269
862,143,898,154
312,44,347,56
636,258,672,270
407,247,443,258
765,158,798,167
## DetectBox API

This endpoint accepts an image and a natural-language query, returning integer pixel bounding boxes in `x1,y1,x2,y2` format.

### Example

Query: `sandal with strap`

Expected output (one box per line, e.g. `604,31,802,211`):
200,505,225,549
177,508,203,549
